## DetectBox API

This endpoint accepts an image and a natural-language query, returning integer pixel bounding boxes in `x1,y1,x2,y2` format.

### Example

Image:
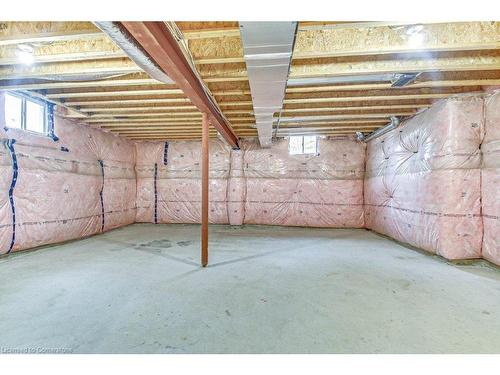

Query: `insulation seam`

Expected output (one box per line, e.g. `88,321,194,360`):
365,204,482,218
153,200,364,206
154,162,158,224
0,208,138,230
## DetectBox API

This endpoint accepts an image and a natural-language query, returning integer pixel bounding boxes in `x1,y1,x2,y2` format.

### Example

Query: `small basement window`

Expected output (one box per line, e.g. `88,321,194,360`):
289,135,318,155
4,92,48,135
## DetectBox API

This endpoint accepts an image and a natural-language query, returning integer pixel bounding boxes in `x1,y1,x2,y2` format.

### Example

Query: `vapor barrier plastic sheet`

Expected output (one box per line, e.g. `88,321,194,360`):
364,95,484,260
135,137,366,228
482,91,500,266
0,110,136,254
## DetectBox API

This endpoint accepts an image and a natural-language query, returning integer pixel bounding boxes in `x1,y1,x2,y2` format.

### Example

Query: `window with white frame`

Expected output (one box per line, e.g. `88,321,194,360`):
288,135,318,155
4,92,48,134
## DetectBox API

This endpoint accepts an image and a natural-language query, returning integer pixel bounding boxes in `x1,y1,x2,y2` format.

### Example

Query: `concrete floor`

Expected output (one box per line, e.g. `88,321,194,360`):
0,224,499,354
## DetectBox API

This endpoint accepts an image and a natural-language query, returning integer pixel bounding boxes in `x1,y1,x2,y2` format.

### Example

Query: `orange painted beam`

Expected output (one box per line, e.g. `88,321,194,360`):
201,112,209,267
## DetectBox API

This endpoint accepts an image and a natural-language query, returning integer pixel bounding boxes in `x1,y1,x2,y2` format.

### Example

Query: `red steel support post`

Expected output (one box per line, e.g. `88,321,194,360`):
201,112,209,267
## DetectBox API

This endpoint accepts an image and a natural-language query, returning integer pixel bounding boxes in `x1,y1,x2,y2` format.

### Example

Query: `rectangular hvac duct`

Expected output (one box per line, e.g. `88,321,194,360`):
239,22,297,147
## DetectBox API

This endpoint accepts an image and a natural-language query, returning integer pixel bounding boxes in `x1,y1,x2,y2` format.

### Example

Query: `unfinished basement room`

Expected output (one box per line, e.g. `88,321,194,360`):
1,11,500,360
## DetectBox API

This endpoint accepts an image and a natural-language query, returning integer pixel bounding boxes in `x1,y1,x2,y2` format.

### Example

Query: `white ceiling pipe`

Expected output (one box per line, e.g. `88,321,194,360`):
363,116,401,142
287,74,395,87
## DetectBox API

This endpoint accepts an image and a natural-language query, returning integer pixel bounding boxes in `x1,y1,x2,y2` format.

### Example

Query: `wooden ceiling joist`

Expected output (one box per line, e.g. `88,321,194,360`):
66,98,192,106
0,77,161,91
290,51,500,78
0,36,126,66
46,88,185,99
0,58,142,80
285,79,500,93
0,21,102,46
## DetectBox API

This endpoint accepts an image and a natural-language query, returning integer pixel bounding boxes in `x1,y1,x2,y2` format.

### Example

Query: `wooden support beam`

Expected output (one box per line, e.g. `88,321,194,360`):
100,121,204,127
197,52,500,81
290,51,500,78
67,98,192,106
215,92,455,107
96,117,254,127
0,36,126,66
285,79,500,93
182,28,241,40
0,22,102,46
201,112,209,267
101,126,211,131
203,76,248,83
277,113,414,122
281,104,430,113
121,22,239,148
81,112,202,119
0,58,142,80
46,88,250,99
79,106,197,113
113,129,218,134
85,116,201,123
128,137,218,141
46,88,185,99
0,78,161,91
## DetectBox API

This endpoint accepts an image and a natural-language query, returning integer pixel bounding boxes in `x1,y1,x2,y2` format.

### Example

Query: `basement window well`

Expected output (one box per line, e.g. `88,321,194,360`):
4,92,48,135
289,135,318,155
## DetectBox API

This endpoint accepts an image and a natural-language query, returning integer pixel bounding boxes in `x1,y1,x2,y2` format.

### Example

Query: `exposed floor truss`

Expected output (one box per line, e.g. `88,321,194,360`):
0,21,499,140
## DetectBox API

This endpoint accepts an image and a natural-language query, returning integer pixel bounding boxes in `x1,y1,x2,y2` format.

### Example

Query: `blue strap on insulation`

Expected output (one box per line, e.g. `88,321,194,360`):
47,103,59,141
154,162,158,224
163,142,169,165
6,139,18,254
98,159,105,232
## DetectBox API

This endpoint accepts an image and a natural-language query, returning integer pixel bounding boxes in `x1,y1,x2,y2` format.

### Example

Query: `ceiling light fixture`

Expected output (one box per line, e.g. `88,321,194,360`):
405,24,425,46
16,44,34,65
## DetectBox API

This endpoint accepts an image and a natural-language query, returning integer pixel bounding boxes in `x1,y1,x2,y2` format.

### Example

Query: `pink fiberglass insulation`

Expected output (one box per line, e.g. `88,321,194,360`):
135,137,365,228
483,91,500,266
0,103,136,254
135,140,232,224
364,95,484,260
240,138,365,227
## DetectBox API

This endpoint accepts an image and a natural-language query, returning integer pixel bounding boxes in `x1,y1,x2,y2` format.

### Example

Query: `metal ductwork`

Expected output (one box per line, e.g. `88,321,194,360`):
94,22,174,85
363,116,401,142
239,22,297,147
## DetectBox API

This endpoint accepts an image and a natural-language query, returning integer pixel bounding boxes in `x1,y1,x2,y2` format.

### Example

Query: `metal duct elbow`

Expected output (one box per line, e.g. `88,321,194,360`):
94,21,174,85
364,116,400,142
